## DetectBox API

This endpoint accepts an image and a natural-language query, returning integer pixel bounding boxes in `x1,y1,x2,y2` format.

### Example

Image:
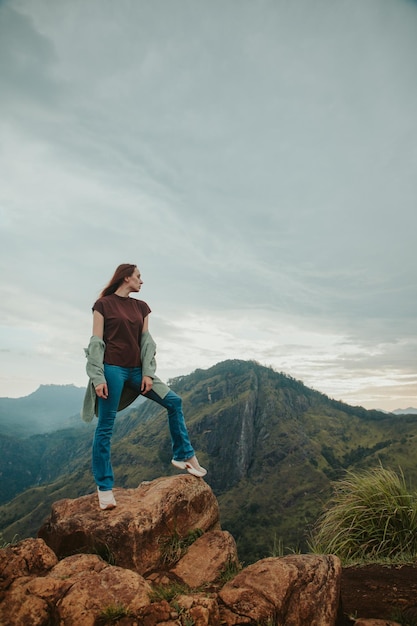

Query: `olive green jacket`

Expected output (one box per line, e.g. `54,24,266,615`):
81,331,170,423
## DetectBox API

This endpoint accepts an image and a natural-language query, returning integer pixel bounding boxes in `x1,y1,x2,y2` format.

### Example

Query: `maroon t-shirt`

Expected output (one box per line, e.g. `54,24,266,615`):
92,294,151,367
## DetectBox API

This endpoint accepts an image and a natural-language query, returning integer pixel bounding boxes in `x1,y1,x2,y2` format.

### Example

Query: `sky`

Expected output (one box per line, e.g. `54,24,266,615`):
0,0,416,411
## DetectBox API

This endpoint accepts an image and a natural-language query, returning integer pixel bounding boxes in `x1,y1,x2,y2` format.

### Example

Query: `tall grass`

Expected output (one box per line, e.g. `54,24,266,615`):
309,465,417,563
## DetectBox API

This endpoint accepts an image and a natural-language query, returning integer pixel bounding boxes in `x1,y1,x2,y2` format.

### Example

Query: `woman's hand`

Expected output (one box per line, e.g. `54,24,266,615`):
141,376,153,394
95,382,108,399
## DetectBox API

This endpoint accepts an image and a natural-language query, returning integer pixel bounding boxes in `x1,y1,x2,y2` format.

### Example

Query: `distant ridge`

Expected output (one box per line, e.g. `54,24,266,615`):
0,384,87,436
0,383,145,436
0,383,85,401
392,407,417,415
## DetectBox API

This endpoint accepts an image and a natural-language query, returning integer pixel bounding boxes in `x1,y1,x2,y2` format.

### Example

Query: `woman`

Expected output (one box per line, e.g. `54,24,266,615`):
84,263,207,511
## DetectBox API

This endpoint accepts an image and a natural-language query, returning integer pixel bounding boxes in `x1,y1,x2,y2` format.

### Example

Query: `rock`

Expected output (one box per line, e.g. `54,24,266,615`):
176,593,221,625
0,537,57,593
0,548,152,626
134,600,172,626
48,552,109,579
0,574,71,626
218,554,341,625
56,561,152,625
38,475,220,575
171,530,239,588
0,578,57,626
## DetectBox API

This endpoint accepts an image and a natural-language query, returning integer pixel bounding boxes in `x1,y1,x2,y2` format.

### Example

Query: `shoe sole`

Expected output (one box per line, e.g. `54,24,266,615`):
171,459,207,478
99,503,116,510
171,459,187,470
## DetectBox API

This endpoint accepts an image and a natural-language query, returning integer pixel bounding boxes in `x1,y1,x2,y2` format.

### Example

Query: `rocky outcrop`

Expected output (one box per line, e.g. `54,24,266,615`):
38,475,220,575
0,475,344,625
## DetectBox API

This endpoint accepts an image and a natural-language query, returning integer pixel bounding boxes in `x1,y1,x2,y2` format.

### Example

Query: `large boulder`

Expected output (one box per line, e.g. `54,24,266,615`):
218,554,342,625
0,576,65,626
0,537,58,593
172,529,239,588
38,475,219,575
54,557,152,625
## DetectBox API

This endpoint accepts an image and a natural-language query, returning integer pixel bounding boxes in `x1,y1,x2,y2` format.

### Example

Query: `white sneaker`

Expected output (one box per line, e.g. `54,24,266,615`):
97,488,117,510
171,455,207,478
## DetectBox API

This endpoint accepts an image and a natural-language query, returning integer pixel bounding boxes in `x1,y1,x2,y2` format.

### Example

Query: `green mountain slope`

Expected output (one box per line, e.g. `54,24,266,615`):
0,427,91,503
1,360,416,565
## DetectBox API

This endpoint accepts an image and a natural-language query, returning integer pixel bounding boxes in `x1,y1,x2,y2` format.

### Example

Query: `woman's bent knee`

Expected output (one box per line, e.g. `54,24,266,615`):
166,391,182,410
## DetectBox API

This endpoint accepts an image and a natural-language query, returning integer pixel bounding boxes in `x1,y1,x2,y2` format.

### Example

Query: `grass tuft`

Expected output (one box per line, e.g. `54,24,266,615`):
149,581,191,602
218,558,242,584
309,465,417,563
157,528,203,567
0,533,19,549
98,602,132,623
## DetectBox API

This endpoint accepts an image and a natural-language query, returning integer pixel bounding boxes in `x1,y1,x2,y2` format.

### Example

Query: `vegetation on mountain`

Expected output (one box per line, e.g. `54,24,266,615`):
0,395,149,504
1,359,417,565
0,426,92,503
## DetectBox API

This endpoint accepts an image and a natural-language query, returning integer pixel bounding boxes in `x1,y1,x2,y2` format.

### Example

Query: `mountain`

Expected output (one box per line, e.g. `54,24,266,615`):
0,385,89,501
0,425,94,505
0,384,147,504
0,383,145,437
392,407,417,415
1,360,417,565
0,384,87,436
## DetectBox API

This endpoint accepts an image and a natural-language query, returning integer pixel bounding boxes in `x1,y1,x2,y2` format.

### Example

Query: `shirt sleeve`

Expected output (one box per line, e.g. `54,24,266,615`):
92,299,105,315
139,300,151,317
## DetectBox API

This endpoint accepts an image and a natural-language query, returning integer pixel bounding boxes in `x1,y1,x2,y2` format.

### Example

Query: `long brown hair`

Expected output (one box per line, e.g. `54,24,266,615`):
100,264,137,297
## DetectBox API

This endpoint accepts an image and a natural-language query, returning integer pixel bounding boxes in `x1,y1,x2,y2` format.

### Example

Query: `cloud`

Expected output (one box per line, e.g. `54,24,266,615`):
0,0,416,410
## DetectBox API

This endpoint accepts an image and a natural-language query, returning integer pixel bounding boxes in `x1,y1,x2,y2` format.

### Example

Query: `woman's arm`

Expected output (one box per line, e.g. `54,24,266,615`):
141,315,153,393
92,310,105,339
142,315,149,333
92,310,108,399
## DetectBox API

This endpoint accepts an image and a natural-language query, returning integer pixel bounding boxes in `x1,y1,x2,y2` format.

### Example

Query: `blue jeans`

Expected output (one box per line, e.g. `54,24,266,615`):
92,364,195,491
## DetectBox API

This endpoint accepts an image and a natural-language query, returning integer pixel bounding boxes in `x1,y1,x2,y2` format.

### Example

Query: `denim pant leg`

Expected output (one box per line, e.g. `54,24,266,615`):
145,389,195,461
92,365,127,491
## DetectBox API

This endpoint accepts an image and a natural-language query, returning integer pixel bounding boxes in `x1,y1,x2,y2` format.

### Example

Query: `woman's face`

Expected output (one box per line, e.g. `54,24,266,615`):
126,267,143,293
